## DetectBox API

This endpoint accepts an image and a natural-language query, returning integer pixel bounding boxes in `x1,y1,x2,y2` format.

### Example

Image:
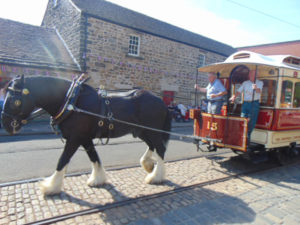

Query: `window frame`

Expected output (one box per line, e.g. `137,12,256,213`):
198,54,206,67
128,35,140,57
260,79,277,107
280,80,294,108
293,81,300,108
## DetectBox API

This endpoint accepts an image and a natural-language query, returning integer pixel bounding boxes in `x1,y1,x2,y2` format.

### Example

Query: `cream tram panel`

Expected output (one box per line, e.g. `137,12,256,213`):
251,129,300,148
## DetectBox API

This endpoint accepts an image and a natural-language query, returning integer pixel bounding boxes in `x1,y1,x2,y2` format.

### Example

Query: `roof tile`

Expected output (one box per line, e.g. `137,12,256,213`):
0,18,80,71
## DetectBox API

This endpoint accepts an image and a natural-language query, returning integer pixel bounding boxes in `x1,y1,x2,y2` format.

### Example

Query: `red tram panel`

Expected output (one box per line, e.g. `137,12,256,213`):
191,109,248,151
256,109,300,131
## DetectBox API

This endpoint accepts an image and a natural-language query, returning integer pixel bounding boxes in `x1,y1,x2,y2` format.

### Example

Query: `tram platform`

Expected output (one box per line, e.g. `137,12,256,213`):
0,154,300,225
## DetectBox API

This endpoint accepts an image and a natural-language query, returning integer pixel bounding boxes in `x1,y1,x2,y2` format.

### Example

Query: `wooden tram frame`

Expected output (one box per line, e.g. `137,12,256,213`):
191,51,300,156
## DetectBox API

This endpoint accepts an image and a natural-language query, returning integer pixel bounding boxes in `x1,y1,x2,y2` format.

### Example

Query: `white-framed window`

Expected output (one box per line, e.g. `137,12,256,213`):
128,35,140,56
198,54,206,67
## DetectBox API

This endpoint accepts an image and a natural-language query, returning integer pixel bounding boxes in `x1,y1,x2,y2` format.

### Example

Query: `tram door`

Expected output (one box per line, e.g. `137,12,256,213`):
223,65,250,150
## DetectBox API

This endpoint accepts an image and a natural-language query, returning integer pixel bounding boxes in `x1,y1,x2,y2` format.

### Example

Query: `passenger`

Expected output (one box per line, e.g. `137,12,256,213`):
194,72,227,114
200,97,208,112
229,70,263,141
0,87,5,129
177,103,187,118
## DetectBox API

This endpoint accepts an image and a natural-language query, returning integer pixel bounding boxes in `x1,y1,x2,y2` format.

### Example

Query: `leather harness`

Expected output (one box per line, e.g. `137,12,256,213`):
51,74,114,144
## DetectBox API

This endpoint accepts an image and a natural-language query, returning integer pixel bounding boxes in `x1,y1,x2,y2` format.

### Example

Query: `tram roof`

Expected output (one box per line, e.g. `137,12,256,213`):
199,51,300,78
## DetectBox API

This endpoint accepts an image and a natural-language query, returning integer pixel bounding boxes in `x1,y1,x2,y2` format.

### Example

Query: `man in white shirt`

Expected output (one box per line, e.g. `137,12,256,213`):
230,70,263,141
177,103,187,117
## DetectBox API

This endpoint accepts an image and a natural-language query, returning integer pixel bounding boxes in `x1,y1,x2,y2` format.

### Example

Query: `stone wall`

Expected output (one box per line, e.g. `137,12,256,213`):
42,0,84,69
85,17,226,105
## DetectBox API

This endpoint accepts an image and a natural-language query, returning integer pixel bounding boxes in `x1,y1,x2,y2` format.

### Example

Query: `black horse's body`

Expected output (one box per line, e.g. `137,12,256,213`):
2,76,171,195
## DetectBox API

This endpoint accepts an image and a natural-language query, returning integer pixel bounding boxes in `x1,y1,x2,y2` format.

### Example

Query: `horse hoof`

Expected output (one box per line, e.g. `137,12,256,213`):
87,164,107,187
87,178,105,187
87,175,106,187
39,179,62,196
145,173,164,184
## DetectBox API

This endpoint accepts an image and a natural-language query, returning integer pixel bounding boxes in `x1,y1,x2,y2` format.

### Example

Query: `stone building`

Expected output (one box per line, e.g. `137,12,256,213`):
42,0,235,105
0,0,235,106
0,18,81,89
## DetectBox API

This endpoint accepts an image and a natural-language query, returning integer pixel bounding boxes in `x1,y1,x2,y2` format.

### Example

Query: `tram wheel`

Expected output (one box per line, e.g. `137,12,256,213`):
275,147,299,165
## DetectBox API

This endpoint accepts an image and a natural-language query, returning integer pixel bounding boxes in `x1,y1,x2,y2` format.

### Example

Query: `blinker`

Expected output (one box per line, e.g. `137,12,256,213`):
21,120,28,125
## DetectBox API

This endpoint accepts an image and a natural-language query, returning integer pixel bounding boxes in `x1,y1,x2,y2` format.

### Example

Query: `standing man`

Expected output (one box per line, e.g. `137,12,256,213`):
195,72,227,114
229,69,263,141
0,86,5,129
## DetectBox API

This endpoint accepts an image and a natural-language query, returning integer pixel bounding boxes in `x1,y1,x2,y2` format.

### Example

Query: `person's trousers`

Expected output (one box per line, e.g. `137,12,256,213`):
207,101,223,115
241,101,260,140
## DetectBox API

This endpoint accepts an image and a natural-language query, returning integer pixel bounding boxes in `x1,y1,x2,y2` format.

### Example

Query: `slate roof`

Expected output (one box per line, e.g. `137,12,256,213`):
71,0,236,56
0,18,80,71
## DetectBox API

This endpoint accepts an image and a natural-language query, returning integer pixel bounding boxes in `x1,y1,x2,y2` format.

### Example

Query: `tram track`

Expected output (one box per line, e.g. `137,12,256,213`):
0,151,233,188
23,159,287,225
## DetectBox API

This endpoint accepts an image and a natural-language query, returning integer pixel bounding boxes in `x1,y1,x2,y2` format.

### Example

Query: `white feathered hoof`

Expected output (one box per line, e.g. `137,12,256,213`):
87,162,107,187
141,158,155,173
39,172,64,196
145,163,165,184
145,171,165,184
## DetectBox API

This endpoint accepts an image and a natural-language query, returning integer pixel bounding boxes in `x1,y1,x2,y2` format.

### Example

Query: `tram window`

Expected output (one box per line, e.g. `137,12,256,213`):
281,80,293,108
294,82,300,108
261,80,276,107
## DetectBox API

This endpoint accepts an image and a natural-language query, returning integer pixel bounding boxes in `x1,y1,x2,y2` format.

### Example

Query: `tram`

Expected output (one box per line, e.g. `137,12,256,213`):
190,51,300,161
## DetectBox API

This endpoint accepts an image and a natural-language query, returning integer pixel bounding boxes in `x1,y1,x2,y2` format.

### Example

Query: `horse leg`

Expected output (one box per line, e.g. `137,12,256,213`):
140,147,155,173
139,134,155,173
39,139,80,195
82,140,106,186
145,137,166,184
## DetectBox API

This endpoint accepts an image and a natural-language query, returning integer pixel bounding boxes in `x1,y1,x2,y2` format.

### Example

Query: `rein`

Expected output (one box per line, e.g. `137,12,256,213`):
71,105,220,143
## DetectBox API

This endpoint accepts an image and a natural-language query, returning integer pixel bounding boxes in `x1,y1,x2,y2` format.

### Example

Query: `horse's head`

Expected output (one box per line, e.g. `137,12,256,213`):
1,75,35,134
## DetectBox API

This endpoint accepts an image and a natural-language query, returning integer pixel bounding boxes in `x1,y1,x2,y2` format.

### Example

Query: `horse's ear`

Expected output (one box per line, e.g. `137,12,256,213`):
20,74,25,85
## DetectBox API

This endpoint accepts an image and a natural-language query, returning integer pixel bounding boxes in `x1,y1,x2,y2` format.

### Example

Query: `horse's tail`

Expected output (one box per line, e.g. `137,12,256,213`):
162,109,172,148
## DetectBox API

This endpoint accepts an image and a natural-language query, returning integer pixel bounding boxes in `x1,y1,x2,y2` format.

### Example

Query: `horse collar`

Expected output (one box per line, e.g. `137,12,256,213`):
51,74,89,126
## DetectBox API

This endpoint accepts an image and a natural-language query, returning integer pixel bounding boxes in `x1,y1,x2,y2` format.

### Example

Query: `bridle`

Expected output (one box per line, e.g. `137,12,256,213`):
1,86,30,130
1,83,44,131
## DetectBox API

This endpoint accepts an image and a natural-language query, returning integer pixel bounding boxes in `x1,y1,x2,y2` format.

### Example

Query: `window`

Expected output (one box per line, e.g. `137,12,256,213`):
293,82,300,108
280,80,293,108
198,54,205,67
128,36,140,56
260,79,277,107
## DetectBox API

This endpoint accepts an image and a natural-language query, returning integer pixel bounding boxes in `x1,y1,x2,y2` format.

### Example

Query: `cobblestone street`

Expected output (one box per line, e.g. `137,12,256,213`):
0,154,300,225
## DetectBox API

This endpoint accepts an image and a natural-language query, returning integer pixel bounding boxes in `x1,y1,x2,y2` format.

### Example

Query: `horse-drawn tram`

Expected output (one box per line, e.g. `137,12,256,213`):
191,51,300,162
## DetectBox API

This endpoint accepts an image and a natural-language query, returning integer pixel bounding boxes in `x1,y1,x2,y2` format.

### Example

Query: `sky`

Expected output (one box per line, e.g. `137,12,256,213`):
0,0,299,48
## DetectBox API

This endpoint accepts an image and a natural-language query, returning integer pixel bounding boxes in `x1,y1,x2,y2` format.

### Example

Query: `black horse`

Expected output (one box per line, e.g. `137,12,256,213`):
1,75,172,195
